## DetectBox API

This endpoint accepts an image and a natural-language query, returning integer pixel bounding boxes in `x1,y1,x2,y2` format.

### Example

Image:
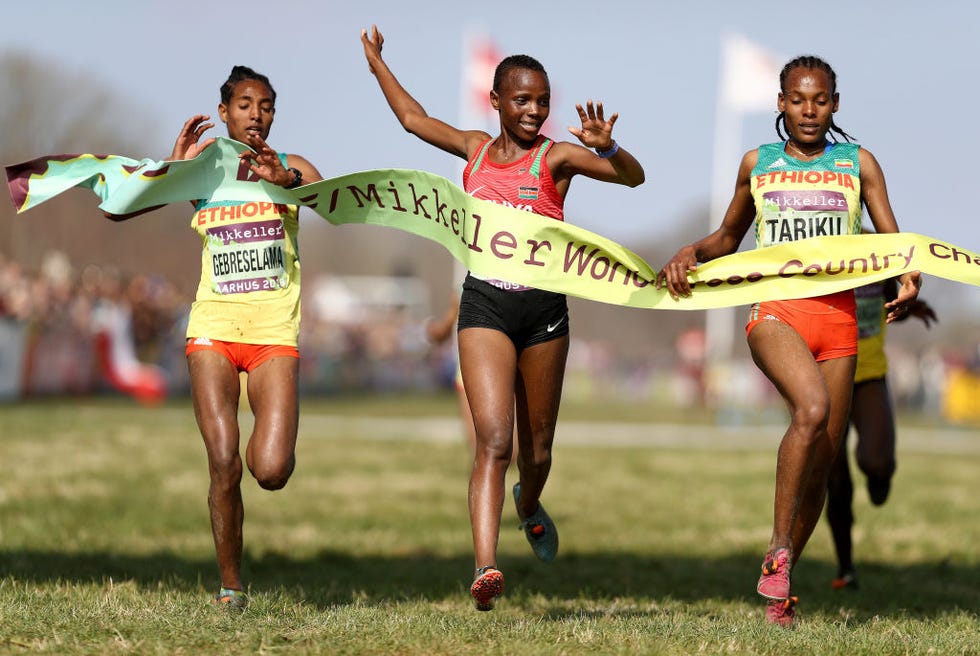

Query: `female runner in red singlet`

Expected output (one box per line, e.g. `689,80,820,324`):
362,24,645,611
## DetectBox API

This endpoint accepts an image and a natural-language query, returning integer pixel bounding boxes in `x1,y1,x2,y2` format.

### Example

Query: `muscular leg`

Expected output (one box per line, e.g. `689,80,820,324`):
244,356,299,490
851,379,896,505
748,320,835,559
792,355,855,560
513,336,569,520
188,350,244,591
459,327,518,570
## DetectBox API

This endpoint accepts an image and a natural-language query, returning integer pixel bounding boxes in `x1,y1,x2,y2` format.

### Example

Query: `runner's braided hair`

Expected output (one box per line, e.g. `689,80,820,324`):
220,65,277,105
775,55,854,143
493,55,548,92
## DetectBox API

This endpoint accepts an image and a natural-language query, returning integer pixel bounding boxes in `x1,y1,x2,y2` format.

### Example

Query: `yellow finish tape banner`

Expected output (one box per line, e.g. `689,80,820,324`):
7,137,980,309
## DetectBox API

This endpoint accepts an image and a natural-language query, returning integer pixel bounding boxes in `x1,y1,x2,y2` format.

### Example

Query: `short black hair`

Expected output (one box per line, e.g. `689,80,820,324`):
220,65,276,105
492,55,548,92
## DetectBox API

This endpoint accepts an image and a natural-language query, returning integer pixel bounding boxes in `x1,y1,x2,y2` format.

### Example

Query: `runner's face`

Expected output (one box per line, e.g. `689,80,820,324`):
492,68,550,143
219,80,275,143
778,67,838,145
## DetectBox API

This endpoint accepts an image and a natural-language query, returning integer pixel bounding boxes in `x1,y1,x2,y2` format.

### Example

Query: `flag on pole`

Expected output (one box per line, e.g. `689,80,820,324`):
705,34,783,369
720,33,783,113
455,30,502,283
459,30,503,132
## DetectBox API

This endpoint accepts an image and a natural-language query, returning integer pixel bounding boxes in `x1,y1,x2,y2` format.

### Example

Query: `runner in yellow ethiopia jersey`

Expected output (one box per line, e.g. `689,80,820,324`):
656,55,921,627
187,193,301,347
106,65,323,610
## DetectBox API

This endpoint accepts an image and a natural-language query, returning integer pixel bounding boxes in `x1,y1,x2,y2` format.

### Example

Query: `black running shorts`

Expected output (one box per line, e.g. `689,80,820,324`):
457,274,569,351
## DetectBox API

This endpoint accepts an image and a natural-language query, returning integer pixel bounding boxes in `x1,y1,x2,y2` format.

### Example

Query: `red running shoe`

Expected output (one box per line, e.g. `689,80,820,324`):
765,595,799,628
831,569,859,590
470,566,504,611
757,547,792,600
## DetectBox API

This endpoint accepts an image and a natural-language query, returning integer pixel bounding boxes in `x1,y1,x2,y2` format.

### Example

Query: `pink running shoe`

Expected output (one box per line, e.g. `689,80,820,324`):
757,547,792,600
470,566,504,611
765,595,799,628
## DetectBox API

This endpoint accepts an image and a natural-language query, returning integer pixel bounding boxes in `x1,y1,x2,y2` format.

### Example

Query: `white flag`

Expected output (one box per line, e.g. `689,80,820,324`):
720,34,783,113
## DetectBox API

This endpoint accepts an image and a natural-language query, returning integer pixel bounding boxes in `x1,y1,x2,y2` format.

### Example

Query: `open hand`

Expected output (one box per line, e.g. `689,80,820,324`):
568,100,618,151
169,114,215,161
239,133,291,186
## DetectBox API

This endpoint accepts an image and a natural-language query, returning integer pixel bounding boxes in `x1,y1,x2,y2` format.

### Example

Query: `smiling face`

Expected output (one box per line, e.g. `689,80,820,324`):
491,67,550,144
778,66,839,146
218,79,276,143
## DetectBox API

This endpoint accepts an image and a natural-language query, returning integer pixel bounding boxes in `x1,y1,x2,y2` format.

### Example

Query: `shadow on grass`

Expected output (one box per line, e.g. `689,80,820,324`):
2,549,977,623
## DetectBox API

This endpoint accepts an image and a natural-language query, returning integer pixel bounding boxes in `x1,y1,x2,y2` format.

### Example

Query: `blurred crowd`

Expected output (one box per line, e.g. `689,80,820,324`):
0,251,448,401
2,250,978,425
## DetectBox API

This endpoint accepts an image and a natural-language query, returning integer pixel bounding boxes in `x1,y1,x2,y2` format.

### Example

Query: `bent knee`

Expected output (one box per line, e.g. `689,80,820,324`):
856,455,895,482
791,400,830,435
250,458,295,490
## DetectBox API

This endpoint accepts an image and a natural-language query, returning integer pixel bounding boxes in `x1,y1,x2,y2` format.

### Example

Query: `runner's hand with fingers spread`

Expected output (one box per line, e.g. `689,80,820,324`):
239,133,293,187
568,100,618,151
170,114,215,161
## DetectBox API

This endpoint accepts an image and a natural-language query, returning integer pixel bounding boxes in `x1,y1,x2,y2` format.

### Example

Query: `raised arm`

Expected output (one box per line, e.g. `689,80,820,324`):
361,25,488,160
859,147,921,321
655,149,758,298
550,100,644,188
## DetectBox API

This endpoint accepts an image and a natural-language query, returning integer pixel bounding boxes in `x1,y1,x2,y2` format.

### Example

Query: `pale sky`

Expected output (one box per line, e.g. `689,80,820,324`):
3,0,980,314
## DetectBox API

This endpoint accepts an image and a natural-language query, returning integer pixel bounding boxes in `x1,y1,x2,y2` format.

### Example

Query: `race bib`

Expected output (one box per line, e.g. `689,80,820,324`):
206,219,288,294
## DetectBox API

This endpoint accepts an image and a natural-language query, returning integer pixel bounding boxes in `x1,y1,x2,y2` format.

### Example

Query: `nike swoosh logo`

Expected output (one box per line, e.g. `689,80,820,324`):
546,315,567,332
468,185,485,197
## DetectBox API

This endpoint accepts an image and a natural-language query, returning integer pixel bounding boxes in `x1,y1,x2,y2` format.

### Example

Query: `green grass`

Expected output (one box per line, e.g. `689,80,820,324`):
0,395,977,655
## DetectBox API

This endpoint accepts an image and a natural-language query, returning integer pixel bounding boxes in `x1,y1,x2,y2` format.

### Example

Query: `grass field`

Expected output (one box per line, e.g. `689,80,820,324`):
0,394,978,655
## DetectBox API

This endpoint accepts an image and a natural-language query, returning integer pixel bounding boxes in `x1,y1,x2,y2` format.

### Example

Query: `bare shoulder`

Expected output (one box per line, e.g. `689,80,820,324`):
285,154,322,183
858,146,882,169
734,148,760,181
857,147,887,184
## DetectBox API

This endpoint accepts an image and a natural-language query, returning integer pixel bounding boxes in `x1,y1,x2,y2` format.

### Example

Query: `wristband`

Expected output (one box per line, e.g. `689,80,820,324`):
595,141,619,159
284,167,303,189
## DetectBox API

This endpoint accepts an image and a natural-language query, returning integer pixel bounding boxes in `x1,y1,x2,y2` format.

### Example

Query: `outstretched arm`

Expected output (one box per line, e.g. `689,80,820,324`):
361,25,487,160
553,100,644,187
655,150,758,298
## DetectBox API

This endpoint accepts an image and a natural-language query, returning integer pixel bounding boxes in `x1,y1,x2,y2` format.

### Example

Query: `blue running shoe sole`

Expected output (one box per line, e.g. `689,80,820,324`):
513,482,558,562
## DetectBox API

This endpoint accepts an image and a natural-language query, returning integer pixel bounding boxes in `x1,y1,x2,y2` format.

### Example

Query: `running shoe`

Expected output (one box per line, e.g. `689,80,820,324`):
765,595,799,628
756,547,792,600
831,569,859,590
470,566,504,611
213,587,249,610
513,482,558,562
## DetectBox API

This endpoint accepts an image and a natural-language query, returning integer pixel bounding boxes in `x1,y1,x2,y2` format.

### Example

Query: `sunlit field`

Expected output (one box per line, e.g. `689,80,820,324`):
0,394,977,655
